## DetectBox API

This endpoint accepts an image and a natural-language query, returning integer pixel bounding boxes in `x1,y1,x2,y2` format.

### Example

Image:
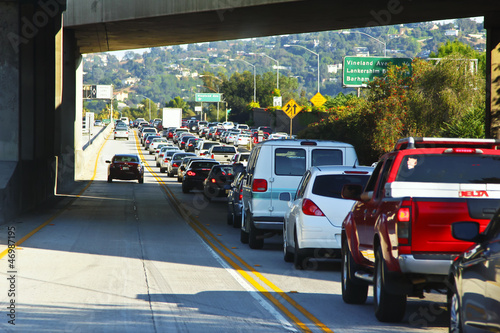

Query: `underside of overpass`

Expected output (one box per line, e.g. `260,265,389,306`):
64,0,499,54
0,0,499,223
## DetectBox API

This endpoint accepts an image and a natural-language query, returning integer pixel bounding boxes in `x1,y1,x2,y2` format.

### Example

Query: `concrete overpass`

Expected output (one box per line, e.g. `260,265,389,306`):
0,0,500,223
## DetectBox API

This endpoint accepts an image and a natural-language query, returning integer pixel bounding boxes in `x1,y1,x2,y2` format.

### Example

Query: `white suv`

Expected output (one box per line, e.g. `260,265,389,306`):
280,165,373,269
241,139,359,249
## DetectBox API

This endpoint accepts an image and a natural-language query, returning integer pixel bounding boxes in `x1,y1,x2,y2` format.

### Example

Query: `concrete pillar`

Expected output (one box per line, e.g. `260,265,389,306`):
57,28,80,192
0,1,66,223
485,13,500,138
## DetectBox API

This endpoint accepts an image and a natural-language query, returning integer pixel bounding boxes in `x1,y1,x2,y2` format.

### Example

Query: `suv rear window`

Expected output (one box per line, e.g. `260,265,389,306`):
211,146,237,153
190,161,219,169
396,154,500,183
312,174,371,199
311,149,343,166
275,148,306,176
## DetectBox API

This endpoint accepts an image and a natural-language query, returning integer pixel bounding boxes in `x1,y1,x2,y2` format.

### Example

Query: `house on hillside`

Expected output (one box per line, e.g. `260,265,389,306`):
445,29,459,37
122,77,140,86
354,47,369,57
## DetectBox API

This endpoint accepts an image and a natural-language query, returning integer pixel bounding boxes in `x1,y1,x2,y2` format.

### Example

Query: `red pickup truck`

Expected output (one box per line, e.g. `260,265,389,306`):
341,137,500,322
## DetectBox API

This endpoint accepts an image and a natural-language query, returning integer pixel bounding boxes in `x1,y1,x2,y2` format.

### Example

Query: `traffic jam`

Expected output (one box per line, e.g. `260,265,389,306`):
109,117,500,332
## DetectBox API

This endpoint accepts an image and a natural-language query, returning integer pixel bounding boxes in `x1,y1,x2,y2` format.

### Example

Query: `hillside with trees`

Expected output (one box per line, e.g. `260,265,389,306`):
83,17,485,127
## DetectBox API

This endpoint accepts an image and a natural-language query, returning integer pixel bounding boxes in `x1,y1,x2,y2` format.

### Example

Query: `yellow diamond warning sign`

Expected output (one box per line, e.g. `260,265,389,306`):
283,99,302,119
310,92,327,107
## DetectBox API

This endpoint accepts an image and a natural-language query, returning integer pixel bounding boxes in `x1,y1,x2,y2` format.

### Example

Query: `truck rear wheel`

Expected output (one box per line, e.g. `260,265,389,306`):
341,237,368,304
374,247,406,322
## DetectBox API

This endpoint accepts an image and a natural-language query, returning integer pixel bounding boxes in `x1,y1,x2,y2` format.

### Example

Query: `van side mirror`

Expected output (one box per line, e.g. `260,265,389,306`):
341,184,363,201
279,192,292,201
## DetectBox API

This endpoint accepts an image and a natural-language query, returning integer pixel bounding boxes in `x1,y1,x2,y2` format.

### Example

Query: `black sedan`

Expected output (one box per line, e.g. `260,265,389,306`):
167,152,197,177
448,211,500,332
226,169,246,228
106,154,144,183
202,164,235,200
182,160,220,193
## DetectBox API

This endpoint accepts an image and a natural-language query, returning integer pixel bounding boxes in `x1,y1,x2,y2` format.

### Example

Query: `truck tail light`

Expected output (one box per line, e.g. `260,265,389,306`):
211,154,214,159
252,179,268,192
302,199,325,216
397,207,411,245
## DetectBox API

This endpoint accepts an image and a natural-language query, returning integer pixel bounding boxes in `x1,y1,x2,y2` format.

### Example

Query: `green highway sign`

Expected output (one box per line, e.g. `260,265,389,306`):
195,93,222,102
343,56,412,88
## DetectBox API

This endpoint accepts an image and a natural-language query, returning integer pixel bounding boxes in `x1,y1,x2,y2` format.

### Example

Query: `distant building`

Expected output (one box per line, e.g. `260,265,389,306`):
354,47,369,57
327,64,343,74
445,29,459,37
115,91,129,101
122,77,140,85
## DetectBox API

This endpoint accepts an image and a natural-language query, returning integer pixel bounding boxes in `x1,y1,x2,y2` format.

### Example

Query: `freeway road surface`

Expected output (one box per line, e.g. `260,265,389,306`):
0,131,449,332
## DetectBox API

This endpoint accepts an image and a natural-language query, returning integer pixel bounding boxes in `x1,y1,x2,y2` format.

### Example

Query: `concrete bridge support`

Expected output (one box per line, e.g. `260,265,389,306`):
0,0,68,224
485,13,500,139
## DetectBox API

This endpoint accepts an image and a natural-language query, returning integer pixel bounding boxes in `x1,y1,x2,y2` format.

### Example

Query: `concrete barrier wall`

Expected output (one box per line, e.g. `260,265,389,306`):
76,124,113,180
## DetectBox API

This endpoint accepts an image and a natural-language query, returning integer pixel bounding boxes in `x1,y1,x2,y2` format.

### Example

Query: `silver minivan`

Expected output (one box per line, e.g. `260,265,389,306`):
241,139,359,249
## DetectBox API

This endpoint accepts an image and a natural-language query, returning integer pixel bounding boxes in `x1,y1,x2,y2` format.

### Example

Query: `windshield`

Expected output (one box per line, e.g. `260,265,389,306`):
396,154,500,183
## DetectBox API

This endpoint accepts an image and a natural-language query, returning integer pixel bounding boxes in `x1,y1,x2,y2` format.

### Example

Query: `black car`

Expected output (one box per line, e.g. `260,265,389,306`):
448,211,500,332
179,135,195,150
106,154,144,183
182,160,220,193
202,164,235,200
185,137,201,152
167,152,197,177
226,168,246,227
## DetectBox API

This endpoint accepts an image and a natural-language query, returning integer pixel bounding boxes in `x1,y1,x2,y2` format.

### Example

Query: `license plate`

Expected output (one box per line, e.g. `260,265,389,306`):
122,166,129,170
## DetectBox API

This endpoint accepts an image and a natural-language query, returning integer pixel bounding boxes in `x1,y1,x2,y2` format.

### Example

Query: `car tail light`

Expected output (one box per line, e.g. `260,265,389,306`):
239,188,243,200
187,171,196,176
302,199,325,216
211,178,216,183
252,179,267,192
172,163,179,167
211,154,214,159
397,207,411,245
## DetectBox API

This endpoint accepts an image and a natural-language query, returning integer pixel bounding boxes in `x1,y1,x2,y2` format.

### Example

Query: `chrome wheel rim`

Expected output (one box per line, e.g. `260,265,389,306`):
450,292,460,333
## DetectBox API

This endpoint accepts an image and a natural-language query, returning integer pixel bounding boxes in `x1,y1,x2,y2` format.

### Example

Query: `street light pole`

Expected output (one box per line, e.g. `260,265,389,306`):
252,53,279,90
341,30,387,57
284,44,320,93
230,58,256,102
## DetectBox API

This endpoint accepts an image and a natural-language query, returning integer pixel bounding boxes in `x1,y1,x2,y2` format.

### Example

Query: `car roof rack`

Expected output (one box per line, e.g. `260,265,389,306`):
394,137,500,151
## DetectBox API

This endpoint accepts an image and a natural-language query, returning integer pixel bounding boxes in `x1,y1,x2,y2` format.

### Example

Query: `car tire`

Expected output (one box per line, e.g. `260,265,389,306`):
341,235,368,304
283,223,294,263
233,212,242,229
168,171,174,177
107,176,112,183
374,247,407,322
138,177,144,184
227,210,234,225
182,183,190,193
249,217,264,249
160,168,165,173
448,281,463,333
240,211,249,244
177,176,182,182
156,162,160,167
293,232,308,269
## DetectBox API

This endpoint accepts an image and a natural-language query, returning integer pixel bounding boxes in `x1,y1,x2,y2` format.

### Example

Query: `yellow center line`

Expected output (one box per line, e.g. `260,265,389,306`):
135,131,333,333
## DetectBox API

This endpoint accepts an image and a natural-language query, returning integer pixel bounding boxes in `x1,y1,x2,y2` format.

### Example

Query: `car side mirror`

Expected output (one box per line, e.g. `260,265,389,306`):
179,166,185,171
279,192,292,202
341,184,363,201
105,160,111,164
451,221,483,243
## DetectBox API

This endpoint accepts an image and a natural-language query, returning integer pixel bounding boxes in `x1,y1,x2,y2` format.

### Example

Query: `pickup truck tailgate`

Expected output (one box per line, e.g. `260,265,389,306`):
411,198,499,253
